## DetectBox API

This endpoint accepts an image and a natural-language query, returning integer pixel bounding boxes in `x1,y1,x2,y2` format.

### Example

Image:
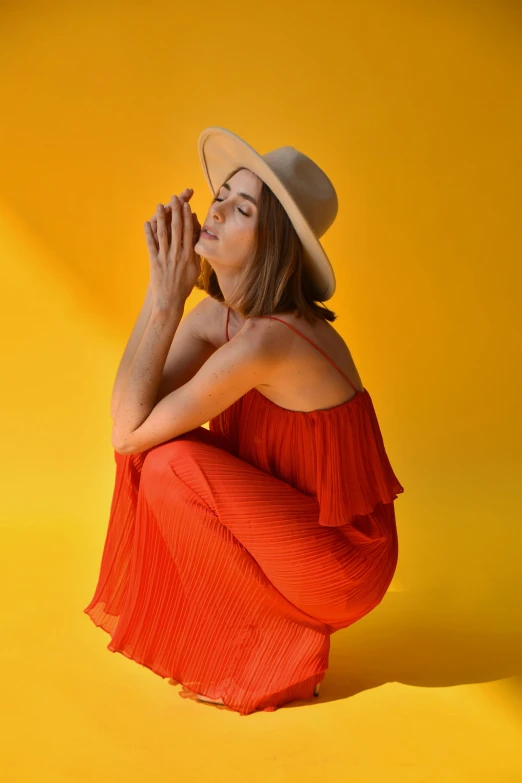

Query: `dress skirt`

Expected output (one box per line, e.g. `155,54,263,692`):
83,426,398,716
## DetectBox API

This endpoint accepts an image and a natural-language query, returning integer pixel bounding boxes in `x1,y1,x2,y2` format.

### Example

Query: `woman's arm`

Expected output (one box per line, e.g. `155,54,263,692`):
110,284,154,420
111,303,185,450
110,187,197,421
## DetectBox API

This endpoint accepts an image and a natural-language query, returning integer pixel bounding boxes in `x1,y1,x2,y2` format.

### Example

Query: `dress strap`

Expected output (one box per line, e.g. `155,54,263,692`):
259,315,358,392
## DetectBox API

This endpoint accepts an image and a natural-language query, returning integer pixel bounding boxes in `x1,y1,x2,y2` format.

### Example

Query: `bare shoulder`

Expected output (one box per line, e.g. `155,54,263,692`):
197,298,280,366
185,296,223,347
193,301,364,408
200,297,259,349
248,311,366,404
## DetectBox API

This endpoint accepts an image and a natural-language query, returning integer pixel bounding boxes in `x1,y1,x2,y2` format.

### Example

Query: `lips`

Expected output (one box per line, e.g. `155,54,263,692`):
202,225,219,238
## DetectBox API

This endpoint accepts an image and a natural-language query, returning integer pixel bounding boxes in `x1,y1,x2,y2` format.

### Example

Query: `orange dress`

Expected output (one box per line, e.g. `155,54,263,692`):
84,308,404,716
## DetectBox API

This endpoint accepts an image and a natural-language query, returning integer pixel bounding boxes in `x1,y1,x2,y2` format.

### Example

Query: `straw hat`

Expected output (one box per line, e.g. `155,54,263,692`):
198,126,338,300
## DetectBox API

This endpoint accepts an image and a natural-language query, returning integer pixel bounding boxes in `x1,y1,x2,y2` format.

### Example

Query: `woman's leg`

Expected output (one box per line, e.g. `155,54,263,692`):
84,426,387,714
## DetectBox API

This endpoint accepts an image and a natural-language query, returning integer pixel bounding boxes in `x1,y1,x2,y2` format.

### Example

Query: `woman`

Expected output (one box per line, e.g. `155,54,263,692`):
84,127,404,716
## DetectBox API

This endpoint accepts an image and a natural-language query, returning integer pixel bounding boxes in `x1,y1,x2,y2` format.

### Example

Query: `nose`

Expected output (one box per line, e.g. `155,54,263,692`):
210,201,223,222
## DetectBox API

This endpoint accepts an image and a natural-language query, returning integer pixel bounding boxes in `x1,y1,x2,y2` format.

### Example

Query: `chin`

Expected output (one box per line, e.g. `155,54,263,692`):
195,241,217,259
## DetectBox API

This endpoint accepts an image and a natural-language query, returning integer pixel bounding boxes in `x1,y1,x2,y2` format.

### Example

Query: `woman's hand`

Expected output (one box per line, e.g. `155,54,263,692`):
149,188,201,247
145,190,202,310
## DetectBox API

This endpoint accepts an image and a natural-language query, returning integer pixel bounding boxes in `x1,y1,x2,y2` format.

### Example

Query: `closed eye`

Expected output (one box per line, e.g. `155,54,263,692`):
212,197,249,217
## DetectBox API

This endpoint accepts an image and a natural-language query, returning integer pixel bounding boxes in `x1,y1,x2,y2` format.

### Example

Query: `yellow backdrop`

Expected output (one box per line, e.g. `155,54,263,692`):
1,0,520,780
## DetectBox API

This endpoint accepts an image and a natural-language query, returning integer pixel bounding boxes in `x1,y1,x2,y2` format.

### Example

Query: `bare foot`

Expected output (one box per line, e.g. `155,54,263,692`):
196,694,225,704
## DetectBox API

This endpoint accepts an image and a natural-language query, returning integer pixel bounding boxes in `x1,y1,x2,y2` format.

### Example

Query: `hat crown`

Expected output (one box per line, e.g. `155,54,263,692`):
261,146,338,239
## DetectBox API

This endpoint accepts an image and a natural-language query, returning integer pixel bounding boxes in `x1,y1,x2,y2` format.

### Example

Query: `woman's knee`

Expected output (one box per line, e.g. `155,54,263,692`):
140,428,227,482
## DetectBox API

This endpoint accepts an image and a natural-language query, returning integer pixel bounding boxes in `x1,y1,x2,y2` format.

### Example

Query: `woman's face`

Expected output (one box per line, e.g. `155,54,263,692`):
194,168,262,269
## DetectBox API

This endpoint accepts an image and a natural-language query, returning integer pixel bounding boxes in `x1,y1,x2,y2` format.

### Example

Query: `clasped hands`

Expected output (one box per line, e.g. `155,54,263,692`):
145,188,203,310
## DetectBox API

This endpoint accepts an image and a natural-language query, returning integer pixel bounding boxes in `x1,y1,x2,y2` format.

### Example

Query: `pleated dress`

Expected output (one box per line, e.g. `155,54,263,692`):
84,307,404,716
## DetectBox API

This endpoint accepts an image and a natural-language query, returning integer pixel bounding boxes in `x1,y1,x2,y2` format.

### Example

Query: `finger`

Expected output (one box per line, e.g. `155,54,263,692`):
153,190,192,225
170,195,183,252
151,216,159,244
179,188,194,200
144,221,157,253
156,203,169,254
151,190,192,218
191,212,201,244
149,212,159,246
182,200,193,255
150,192,193,247
173,190,193,208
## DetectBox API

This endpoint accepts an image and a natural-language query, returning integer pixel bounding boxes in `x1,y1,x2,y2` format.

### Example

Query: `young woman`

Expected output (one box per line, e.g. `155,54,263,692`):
84,127,404,716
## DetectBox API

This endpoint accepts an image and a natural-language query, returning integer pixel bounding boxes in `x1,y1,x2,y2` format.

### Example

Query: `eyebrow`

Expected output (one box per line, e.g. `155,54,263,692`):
221,182,258,207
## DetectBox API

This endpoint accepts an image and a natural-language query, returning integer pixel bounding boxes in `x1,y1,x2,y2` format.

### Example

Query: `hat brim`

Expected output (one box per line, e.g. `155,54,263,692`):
198,126,335,300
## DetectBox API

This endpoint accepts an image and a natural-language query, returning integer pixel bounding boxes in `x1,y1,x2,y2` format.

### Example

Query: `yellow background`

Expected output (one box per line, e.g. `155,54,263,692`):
1,0,520,780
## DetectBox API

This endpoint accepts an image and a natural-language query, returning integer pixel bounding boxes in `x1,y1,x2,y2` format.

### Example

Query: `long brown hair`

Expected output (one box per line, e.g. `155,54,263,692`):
194,167,338,325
